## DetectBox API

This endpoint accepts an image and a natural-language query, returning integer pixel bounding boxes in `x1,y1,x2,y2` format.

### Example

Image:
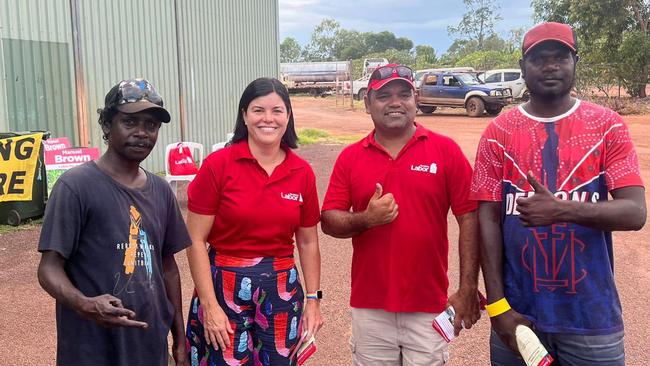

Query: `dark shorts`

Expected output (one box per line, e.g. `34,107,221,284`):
490,329,625,366
186,250,304,366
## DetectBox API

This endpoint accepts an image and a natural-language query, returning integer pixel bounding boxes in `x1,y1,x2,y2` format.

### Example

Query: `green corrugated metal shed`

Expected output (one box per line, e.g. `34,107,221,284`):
0,0,280,172
0,0,77,141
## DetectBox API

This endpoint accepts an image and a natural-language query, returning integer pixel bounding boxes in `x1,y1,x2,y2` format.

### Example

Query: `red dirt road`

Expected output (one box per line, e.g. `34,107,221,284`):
1,96,649,365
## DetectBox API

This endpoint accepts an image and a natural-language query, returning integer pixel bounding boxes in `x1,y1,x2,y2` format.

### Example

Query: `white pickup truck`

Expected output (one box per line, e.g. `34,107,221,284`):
351,58,388,100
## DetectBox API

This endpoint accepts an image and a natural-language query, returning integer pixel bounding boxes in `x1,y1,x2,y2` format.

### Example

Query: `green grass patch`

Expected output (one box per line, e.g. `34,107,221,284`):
297,128,361,146
0,217,43,235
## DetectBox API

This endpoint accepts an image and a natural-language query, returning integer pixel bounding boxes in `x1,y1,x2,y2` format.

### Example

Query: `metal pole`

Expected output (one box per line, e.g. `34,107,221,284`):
69,0,88,146
349,60,354,110
336,76,339,106
173,0,186,141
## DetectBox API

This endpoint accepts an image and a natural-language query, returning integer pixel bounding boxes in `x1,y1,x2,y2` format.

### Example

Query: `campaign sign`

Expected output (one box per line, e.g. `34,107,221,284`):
0,133,45,202
43,137,71,153
45,147,100,194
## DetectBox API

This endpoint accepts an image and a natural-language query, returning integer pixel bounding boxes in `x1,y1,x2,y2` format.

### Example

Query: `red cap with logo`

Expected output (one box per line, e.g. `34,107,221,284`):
522,22,578,56
368,64,415,91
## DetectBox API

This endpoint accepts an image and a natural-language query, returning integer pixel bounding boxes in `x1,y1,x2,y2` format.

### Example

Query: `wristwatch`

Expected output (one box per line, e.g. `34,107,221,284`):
306,290,323,300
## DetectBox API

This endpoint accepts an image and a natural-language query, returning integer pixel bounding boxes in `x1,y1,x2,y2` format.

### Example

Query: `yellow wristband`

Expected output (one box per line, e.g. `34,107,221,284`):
486,298,511,317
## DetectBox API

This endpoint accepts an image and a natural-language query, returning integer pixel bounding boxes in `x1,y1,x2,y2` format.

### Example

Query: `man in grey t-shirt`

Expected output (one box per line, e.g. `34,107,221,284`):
37,79,191,366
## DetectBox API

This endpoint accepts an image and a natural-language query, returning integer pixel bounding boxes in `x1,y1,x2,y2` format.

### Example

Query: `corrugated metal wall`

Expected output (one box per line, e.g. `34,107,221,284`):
0,0,280,172
77,0,182,171
0,0,76,140
177,0,280,150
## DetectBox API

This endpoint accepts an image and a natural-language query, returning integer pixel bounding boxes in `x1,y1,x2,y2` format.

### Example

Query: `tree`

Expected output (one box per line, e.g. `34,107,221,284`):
415,45,437,68
532,0,649,98
531,0,571,23
365,49,415,67
506,28,525,53
454,49,520,70
280,37,302,62
302,18,341,61
336,30,368,60
618,30,650,98
364,31,413,54
447,0,502,51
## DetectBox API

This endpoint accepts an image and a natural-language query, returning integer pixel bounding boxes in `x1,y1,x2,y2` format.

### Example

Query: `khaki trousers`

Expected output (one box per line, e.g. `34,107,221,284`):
350,308,449,366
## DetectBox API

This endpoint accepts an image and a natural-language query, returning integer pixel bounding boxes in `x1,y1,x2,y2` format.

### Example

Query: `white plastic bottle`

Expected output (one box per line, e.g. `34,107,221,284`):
515,325,554,366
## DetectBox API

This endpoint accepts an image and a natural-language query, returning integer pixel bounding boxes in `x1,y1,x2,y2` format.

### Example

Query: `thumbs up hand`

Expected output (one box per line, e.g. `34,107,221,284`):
364,183,399,228
516,171,561,227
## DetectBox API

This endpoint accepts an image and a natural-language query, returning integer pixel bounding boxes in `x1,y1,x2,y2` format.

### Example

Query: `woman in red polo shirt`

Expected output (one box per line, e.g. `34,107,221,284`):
184,78,323,366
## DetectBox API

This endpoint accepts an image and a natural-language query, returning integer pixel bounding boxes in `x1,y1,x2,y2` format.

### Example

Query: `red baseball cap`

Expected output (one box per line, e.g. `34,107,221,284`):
368,64,415,91
522,22,578,56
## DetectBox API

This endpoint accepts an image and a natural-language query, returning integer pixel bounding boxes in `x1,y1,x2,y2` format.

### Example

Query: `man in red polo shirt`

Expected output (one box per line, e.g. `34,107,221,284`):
321,64,481,365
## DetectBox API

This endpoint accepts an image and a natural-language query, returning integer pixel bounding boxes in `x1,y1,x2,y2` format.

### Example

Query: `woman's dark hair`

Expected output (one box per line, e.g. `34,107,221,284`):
231,77,298,149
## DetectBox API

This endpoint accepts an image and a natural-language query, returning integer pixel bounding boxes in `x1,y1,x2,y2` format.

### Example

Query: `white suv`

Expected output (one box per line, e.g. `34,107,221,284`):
478,69,528,99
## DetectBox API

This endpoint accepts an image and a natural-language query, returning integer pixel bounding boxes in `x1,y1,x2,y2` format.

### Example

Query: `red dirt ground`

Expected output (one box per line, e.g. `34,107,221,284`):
1,96,649,365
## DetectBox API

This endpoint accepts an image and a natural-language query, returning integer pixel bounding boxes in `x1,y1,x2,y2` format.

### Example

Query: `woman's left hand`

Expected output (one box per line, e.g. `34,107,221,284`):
300,299,324,340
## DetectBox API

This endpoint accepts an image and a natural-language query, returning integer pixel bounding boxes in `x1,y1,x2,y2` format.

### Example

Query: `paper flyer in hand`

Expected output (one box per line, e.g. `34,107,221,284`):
432,306,457,343
296,335,317,365
432,291,488,343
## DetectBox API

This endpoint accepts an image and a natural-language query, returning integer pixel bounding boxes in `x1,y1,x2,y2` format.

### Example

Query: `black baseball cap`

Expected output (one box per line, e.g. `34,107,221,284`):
104,78,171,122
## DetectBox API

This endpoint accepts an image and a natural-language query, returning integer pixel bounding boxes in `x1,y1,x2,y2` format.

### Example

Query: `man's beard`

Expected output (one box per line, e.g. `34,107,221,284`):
528,72,575,101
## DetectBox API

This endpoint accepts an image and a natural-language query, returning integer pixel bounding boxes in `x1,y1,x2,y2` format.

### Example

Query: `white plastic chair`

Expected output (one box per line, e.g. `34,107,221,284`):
212,133,233,152
165,142,204,196
212,142,227,152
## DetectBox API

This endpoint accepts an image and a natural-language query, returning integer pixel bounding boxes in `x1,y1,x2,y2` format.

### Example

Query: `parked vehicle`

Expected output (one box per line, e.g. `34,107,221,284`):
352,58,389,100
280,61,351,96
414,67,475,88
352,75,370,100
362,58,389,77
477,68,528,100
417,72,512,117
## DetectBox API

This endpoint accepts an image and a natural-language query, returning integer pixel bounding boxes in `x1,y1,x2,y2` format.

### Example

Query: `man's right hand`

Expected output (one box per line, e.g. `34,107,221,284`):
364,183,398,228
490,309,531,354
80,294,148,329
202,303,234,350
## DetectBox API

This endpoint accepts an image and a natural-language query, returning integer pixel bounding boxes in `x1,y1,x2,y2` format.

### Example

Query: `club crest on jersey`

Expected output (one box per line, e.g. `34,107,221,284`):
281,192,303,202
411,163,437,174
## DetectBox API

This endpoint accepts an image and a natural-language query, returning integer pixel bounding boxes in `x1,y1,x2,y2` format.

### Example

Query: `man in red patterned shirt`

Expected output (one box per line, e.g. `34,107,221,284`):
471,22,647,366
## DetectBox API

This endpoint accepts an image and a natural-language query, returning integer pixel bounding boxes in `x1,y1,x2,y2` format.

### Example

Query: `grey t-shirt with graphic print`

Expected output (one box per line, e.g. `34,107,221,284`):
39,162,190,366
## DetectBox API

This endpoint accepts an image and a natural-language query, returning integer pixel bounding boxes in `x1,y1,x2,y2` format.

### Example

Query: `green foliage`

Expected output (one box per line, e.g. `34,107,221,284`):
533,0,650,98
574,63,618,97
365,31,413,53
447,0,502,51
366,49,414,66
506,28,526,53
415,45,437,68
298,128,330,145
531,0,571,23
617,30,650,97
300,18,417,63
297,128,360,146
441,32,519,69
454,50,521,70
280,37,302,62
337,30,367,60
301,18,342,61
0,218,42,234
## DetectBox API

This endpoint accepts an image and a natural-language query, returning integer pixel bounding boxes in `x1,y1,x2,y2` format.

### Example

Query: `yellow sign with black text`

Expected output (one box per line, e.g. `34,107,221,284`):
0,133,44,202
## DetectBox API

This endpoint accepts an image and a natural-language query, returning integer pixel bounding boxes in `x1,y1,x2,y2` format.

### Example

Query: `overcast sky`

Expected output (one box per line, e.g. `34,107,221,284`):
279,0,536,55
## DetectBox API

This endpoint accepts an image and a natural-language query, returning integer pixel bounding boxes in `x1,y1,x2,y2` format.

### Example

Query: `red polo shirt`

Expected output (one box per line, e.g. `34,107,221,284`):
188,140,320,258
322,123,477,313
